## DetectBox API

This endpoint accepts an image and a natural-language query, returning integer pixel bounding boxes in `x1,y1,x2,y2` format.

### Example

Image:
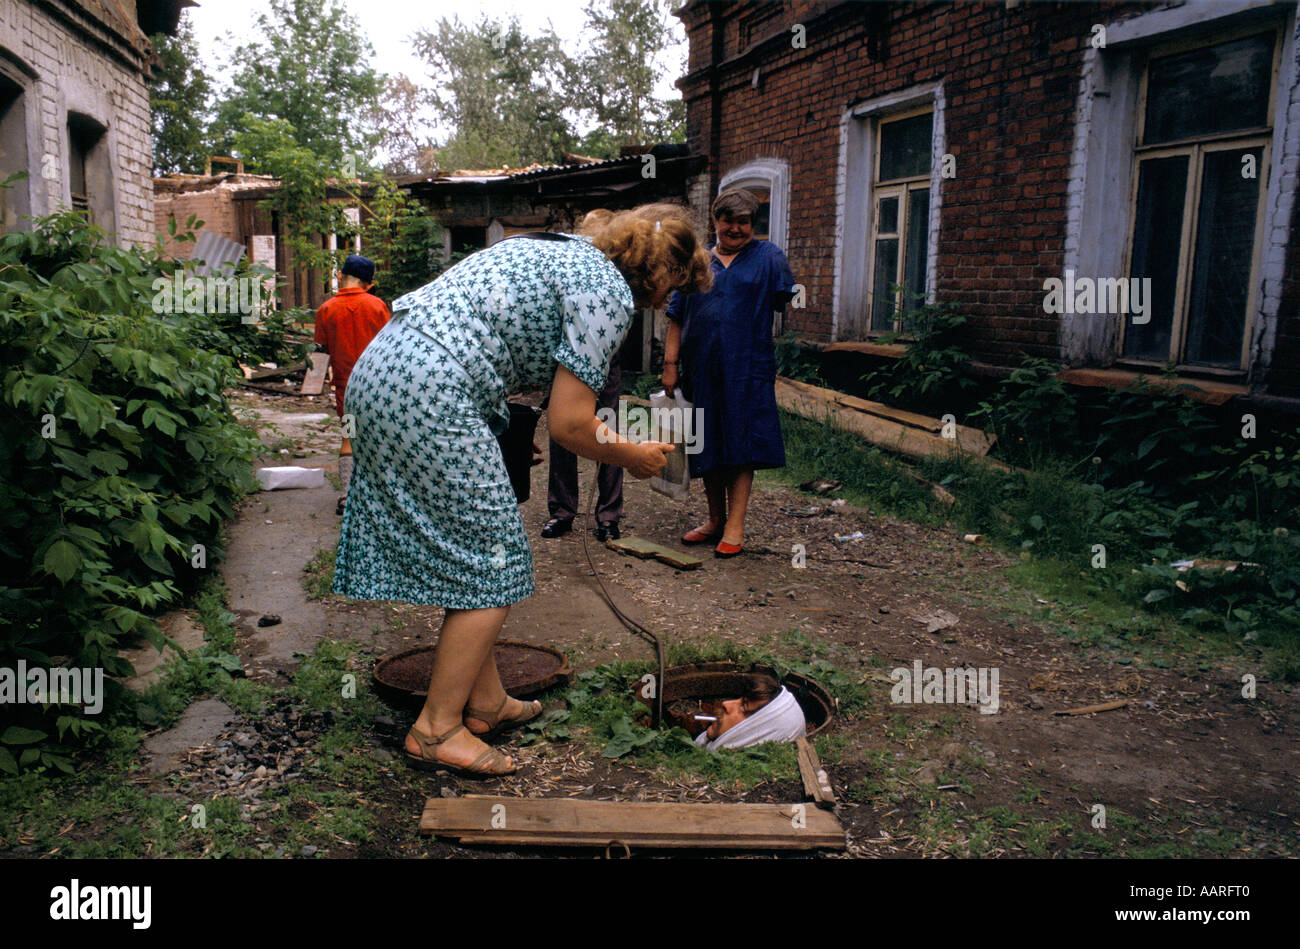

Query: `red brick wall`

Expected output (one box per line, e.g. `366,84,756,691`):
678,0,1298,396
153,187,242,261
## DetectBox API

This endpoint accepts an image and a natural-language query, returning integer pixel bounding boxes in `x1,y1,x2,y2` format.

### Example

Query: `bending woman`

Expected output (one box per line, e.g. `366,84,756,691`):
334,205,712,777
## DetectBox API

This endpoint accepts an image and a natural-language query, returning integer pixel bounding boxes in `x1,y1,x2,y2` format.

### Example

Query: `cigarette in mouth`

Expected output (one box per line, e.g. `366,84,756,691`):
693,715,718,722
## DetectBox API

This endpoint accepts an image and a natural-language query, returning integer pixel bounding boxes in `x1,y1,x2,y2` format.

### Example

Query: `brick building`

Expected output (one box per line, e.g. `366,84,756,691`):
154,171,375,310
0,0,185,246
677,0,1300,402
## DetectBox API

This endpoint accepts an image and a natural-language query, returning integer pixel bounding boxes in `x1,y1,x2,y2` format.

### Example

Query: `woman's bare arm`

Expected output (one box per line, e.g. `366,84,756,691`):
548,365,673,480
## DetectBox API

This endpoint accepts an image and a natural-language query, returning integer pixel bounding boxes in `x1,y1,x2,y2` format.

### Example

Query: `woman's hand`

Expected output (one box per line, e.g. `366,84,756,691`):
531,440,543,466
660,362,679,394
627,441,675,480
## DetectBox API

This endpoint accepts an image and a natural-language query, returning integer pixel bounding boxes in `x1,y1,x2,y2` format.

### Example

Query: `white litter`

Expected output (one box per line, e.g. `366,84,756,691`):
256,466,327,491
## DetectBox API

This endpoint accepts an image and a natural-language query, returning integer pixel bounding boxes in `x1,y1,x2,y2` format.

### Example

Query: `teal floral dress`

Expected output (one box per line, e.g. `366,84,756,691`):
332,236,634,608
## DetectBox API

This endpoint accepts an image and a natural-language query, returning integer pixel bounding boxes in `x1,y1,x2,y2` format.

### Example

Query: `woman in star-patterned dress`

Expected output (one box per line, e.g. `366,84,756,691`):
334,204,712,777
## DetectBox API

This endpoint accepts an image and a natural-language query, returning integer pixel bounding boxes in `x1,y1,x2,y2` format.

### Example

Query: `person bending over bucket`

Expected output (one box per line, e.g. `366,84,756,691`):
332,205,712,779
695,673,807,750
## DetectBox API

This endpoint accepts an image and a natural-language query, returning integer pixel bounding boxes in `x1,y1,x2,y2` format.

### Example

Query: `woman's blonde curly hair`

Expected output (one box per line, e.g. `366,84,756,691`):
579,203,713,306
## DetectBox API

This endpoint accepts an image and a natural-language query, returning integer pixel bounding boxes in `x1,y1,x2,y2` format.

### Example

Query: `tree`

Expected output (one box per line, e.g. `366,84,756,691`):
149,16,213,176
569,0,686,155
210,0,384,170
371,75,441,176
411,16,575,171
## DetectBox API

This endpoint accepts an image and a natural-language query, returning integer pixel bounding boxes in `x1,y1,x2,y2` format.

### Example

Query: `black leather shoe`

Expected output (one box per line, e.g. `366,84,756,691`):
541,517,573,538
595,521,621,542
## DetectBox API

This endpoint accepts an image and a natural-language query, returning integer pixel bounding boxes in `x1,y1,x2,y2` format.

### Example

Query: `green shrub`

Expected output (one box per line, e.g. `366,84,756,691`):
0,210,261,771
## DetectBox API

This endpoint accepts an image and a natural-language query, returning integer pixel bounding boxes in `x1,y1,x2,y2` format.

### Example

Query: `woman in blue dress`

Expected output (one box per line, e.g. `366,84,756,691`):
662,188,796,557
334,204,711,777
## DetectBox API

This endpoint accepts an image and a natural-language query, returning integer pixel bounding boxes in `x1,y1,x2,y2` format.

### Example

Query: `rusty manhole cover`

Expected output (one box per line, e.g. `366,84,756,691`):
634,661,835,738
373,639,572,711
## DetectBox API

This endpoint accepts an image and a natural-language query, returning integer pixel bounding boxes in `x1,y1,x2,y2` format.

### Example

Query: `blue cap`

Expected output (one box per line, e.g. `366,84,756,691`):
341,254,375,283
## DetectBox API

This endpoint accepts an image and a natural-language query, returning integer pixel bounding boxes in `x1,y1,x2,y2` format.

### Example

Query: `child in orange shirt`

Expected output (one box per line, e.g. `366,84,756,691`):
314,254,391,514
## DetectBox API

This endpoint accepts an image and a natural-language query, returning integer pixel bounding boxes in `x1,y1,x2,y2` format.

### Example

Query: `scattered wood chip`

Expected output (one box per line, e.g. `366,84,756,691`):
1054,700,1129,716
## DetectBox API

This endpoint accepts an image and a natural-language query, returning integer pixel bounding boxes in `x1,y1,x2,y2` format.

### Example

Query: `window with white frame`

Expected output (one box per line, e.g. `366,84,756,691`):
867,108,933,333
1121,27,1279,370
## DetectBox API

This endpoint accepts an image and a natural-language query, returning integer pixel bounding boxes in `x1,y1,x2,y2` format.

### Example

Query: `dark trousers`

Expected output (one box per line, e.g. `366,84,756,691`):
548,361,623,523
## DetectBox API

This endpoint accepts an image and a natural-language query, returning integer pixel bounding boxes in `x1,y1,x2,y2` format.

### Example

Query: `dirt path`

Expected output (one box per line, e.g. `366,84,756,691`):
200,389,1298,857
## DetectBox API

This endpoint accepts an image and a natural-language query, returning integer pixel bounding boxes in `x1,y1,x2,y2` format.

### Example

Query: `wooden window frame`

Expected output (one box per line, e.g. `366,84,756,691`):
1117,26,1281,374
866,107,933,337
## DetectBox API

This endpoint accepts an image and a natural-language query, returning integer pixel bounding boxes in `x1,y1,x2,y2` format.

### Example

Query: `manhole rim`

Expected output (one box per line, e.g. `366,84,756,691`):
637,660,836,738
372,639,573,711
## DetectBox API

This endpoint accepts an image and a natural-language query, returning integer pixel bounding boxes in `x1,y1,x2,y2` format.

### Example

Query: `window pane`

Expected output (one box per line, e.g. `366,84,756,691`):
1124,155,1188,361
903,187,930,319
879,112,932,181
746,187,771,239
877,194,898,233
871,238,899,332
1144,33,1273,144
1183,147,1262,367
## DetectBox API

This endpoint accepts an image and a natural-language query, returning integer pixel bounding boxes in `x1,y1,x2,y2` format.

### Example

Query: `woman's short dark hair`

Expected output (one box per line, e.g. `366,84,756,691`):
711,188,760,222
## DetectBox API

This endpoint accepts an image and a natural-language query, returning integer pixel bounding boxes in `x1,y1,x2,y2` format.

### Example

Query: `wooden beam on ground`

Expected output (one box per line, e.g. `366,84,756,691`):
606,536,703,570
419,795,845,850
301,352,330,395
248,362,304,381
775,377,1014,472
795,736,837,809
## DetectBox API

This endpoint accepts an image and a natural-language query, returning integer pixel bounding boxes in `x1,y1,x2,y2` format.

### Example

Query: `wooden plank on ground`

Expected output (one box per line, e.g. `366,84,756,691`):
301,352,330,395
778,377,995,456
419,796,844,850
606,536,703,570
795,737,837,809
775,377,1014,472
249,362,304,382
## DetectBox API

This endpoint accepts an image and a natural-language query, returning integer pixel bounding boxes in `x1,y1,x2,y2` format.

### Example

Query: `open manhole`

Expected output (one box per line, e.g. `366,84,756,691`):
634,661,835,739
373,639,572,712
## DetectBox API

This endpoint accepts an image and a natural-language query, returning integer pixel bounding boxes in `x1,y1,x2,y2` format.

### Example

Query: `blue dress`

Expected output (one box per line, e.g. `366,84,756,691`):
332,236,634,609
666,239,795,478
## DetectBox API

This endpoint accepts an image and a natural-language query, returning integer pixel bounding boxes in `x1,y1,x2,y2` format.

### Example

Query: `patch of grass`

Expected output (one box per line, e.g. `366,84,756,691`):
522,648,869,790
302,548,338,601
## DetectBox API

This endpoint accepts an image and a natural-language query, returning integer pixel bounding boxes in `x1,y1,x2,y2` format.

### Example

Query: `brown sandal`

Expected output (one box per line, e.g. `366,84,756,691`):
464,694,543,739
404,723,516,778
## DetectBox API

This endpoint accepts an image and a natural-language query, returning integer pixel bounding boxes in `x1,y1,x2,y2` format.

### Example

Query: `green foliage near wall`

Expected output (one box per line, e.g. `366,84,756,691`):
0,209,262,772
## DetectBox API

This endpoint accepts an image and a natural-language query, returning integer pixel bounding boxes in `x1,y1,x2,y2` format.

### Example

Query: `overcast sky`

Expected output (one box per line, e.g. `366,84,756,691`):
187,0,688,144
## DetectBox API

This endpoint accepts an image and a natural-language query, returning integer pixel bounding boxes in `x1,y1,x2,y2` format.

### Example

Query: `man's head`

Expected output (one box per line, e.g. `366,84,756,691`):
338,253,375,290
705,673,782,742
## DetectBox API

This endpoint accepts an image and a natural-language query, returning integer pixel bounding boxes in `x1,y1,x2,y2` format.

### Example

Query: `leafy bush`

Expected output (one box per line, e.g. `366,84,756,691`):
0,210,261,771
774,333,823,384
860,301,975,414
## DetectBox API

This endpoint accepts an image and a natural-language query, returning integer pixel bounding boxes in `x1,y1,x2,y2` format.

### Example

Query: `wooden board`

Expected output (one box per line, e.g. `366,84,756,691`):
420,796,845,850
795,737,837,809
606,536,703,570
1056,368,1244,406
777,377,995,456
822,340,908,358
301,352,331,395
775,377,1014,472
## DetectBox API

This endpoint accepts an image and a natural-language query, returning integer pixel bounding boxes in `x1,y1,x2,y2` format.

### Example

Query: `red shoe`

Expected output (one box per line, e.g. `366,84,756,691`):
682,524,725,545
714,541,743,558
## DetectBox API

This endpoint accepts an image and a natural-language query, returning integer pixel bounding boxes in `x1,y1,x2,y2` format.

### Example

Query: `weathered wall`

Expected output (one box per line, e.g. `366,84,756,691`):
0,0,156,246
678,0,1300,396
